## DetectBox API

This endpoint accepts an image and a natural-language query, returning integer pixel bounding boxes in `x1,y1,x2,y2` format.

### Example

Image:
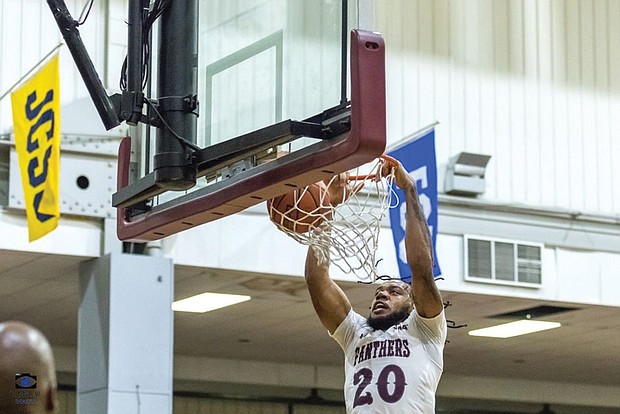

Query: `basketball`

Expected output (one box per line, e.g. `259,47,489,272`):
268,183,332,233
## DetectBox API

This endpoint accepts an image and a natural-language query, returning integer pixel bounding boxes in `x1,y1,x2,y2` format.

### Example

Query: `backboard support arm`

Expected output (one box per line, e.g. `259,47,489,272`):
47,0,201,190
46,0,121,130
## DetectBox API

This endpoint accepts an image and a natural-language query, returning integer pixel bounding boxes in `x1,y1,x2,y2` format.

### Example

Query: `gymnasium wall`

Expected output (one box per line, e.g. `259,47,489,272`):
0,0,107,131
3,0,617,215
373,0,620,216
0,0,620,215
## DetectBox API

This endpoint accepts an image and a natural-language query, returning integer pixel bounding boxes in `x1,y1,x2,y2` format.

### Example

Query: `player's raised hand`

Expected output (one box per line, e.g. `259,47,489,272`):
380,156,415,191
323,172,364,206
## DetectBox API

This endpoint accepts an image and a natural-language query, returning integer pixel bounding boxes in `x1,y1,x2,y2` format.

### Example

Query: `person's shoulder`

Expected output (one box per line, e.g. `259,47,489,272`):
332,309,368,337
411,308,447,340
344,309,368,329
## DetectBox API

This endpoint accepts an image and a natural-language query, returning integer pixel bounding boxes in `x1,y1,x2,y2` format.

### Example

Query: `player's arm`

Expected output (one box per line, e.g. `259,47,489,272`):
387,161,443,318
305,246,351,333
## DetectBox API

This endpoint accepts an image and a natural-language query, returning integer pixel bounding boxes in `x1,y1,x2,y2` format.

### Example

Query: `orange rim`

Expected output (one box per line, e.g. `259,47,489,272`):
346,154,398,181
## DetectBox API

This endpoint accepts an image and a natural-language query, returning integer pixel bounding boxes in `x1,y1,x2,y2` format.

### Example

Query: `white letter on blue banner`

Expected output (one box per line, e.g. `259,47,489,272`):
387,128,441,282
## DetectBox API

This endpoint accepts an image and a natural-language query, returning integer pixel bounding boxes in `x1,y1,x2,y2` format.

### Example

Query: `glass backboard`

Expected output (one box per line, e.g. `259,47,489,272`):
109,0,386,242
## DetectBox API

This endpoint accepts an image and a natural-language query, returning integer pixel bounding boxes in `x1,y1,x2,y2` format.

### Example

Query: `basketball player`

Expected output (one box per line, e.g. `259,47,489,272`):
305,160,447,413
0,321,58,413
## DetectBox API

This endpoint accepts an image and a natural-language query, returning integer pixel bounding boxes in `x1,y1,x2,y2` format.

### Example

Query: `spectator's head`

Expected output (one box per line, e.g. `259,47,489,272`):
0,321,58,413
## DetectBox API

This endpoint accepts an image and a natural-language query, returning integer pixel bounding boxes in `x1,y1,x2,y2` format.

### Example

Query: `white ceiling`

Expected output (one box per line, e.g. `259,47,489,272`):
1,250,619,401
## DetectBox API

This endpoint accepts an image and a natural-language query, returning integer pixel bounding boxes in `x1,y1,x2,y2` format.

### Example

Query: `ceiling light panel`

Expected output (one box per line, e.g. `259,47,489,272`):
172,292,251,313
468,320,561,338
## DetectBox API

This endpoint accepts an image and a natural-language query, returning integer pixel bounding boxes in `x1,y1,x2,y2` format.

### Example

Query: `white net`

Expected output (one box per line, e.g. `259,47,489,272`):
267,156,395,282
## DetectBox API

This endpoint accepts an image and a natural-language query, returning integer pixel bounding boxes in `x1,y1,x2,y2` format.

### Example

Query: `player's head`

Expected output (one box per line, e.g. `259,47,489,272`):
0,321,58,413
367,280,414,331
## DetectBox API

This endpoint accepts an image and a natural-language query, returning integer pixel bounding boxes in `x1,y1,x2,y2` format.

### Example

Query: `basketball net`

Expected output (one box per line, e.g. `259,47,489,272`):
268,156,396,282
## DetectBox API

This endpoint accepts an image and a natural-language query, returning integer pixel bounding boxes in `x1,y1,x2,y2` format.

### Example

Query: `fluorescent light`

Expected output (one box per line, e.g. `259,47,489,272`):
468,320,561,338
172,292,251,313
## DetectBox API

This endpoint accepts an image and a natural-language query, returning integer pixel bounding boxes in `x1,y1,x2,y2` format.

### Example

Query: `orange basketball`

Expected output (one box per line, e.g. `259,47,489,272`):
268,183,331,233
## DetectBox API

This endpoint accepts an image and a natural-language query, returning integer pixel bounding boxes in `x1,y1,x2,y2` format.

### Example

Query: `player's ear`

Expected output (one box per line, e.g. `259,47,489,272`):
407,290,415,312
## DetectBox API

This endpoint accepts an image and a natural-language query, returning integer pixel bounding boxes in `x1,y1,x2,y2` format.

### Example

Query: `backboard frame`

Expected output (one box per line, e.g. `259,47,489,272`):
115,29,386,242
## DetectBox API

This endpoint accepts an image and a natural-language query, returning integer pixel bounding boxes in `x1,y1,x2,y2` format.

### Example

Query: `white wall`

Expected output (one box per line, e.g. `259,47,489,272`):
4,1,619,217
163,204,620,308
0,0,110,133
373,0,620,217
437,234,620,307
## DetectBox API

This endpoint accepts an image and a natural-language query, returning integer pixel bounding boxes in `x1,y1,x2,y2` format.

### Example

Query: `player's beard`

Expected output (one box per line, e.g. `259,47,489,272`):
367,309,410,331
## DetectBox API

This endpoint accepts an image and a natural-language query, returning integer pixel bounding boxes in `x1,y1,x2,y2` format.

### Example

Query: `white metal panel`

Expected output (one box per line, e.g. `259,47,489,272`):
555,248,605,304
537,1,556,207
107,0,129,89
0,0,111,132
0,209,102,255
8,147,116,219
592,2,614,214
373,0,620,216
609,0,620,212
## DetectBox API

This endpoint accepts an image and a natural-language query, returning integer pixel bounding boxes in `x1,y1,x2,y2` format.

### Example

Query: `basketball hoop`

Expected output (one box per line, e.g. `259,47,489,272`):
268,155,397,281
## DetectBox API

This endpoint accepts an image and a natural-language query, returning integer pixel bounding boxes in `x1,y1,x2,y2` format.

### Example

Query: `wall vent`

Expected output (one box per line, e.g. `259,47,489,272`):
464,235,543,287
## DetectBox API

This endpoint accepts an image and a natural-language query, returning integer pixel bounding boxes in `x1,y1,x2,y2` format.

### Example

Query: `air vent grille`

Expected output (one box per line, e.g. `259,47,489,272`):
465,235,543,287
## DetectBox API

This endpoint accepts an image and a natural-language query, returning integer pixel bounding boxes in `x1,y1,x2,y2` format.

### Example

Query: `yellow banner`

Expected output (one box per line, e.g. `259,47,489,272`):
11,54,61,242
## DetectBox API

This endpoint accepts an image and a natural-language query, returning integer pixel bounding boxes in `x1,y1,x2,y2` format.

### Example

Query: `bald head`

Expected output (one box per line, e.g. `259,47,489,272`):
0,321,57,413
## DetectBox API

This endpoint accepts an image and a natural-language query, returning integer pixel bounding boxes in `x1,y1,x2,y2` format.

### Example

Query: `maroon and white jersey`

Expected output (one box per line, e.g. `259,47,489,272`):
331,309,447,413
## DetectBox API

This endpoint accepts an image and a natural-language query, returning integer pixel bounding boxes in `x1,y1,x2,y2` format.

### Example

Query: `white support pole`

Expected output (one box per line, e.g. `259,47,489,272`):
77,253,174,414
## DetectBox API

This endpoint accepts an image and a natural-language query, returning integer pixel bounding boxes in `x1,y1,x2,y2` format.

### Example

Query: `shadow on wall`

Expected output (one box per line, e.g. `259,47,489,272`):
377,0,620,95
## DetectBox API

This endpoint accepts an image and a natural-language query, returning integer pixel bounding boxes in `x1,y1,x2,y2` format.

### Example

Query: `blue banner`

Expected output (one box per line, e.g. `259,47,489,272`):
388,128,441,282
